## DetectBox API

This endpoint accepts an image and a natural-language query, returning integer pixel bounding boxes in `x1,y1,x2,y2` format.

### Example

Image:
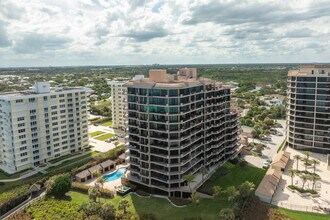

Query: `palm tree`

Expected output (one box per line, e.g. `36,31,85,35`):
88,185,101,203
226,186,239,202
118,199,130,214
304,151,311,161
219,208,235,220
200,166,208,182
93,170,101,179
302,157,309,172
288,168,296,186
96,177,106,202
212,186,222,199
184,174,195,193
238,181,255,199
300,175,309,190
311,159,320,174
293,155,301,171
190,192,200,205
311,175,321,191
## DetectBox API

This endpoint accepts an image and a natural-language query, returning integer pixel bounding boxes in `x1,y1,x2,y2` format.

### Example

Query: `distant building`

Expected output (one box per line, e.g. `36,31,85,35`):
125,68,239,197
107,76,145,130
287,64,330,154
107,80,127,130
0,82,91,174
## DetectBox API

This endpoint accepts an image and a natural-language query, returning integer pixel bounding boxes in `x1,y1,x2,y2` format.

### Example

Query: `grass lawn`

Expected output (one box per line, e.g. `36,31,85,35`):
276,207,329,220
46,151,98,172
90,130,106,137
95,133,116,141
212,162,266,189
69,191,231,220
101,120,113,126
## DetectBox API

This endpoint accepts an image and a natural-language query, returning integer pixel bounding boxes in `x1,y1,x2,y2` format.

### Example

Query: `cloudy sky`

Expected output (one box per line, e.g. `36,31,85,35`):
0,0,330,67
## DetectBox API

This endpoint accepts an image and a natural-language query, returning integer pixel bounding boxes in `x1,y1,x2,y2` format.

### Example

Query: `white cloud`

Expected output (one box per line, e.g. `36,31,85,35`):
0,0,330,67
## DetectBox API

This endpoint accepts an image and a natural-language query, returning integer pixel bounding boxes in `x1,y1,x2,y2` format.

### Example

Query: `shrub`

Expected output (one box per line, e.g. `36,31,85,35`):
288,185,317,194
45,174,71,198
71,182,114,198
0,185,30,216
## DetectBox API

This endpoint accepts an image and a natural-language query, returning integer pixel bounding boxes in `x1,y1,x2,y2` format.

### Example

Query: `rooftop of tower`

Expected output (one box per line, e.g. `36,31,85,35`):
288,64,330,77
125,68,234,89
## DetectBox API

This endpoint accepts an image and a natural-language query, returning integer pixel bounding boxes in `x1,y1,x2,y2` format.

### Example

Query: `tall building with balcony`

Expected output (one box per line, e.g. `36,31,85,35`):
287,64,330,154
0,82,91,174
125,69,239,197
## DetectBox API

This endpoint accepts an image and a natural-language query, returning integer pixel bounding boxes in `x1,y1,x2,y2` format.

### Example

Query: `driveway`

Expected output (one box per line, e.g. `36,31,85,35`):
244,120,286,168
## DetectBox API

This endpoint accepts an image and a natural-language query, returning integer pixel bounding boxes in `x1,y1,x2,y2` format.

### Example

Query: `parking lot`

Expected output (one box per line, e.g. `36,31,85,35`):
88,124,125,152
243,120,286,168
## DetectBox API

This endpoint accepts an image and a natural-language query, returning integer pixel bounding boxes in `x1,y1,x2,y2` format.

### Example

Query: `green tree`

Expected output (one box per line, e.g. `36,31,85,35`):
302,157,309,172
219,208,235,220
300,175,309,190
100,202,116,220
45,174,71,198
311,175,321,191
238,181,255,199
89,186,101,203
96,177,106,189
93,170,101,178
118,199,130,214
226,186,239,202
293,155,301,171
184,174,195,193
304,151,311,161
190,192,200,205
212,186,222,199
311,159,320,174
288,168,296,186
79,202,102,216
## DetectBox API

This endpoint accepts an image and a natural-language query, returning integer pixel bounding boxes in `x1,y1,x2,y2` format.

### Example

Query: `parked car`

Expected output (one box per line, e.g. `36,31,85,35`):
93,123,99,126
276,131,283,136
262,161,270,169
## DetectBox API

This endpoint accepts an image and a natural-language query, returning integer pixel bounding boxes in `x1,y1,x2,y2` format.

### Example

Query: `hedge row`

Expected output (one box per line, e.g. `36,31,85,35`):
71,182,114,198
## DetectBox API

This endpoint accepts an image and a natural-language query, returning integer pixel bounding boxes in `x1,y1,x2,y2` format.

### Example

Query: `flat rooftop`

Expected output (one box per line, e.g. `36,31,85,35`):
0,87,91,99
125,69,234,89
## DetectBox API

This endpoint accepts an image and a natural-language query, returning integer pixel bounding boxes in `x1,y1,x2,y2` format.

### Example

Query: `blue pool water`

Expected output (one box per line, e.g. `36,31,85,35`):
103,167,126,182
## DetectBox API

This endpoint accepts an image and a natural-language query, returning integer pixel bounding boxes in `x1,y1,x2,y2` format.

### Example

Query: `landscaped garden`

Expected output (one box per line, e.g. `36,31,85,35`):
198,161,266,195
101,120,113,127
95,133,116,141
90,131,106,137
288,151,322,195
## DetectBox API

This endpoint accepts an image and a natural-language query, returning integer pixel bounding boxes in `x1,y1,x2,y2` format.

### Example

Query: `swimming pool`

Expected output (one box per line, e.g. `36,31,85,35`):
103,167,126,182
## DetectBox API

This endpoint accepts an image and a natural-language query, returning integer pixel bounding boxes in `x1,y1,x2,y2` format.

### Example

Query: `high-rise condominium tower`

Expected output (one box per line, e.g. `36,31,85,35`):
287,64,330,154
107,80,127,130
125,69,239,197
0,82,91,174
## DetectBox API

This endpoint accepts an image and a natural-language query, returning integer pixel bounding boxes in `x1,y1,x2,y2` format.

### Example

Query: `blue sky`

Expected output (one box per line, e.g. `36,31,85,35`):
0,0,329,67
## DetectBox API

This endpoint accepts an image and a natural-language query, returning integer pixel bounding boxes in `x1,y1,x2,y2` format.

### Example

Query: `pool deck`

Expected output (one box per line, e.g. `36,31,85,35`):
85,164,127,191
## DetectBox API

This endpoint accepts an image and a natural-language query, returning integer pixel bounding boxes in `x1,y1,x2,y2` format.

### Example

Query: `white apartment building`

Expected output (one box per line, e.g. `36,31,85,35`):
0,82,91,174
107,75,144,130
107,80,127,130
